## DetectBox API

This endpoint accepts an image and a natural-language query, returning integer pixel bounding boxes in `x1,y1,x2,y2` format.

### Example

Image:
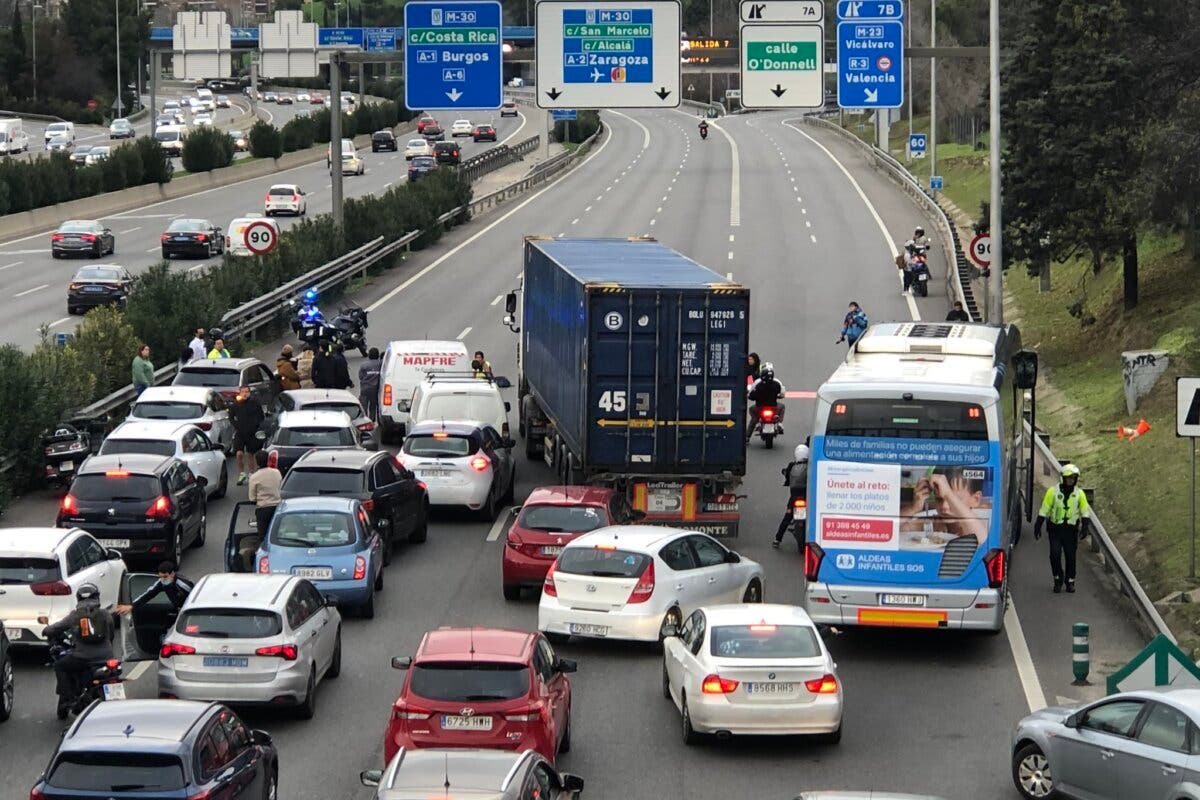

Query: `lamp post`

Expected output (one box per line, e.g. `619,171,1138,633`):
31,1,38,102
116,0,123,119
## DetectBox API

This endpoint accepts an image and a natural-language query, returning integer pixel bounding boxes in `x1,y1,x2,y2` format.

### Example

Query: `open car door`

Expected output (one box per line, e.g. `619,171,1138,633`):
225,501,261,573
118,572,177,661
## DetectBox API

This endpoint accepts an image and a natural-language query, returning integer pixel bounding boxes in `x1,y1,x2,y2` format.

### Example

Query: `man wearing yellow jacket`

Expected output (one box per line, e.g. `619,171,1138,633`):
1033,463,1090,594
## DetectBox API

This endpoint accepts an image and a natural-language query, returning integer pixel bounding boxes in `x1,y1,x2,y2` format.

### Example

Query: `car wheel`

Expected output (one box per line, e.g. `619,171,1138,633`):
52,250,61,259
502,583,521,601
162,249,170,259
374,562,384,591
409,505,428,543
478,484,498,521
263,771,278,800
107,241,114,255
326,628,342,679
192,502,207,548
360,588,376,619
0,651,13,722
742,579,763,603
681,694,700,745
661,658,672,701
502,466,515,504
559,706,571,754
1013,742,1058,799
213,462,228,499
296,667,317,719
92,242,101,258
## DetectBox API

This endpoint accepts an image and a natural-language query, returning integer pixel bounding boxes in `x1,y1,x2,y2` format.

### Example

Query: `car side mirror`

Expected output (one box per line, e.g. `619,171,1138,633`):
196,476,208,487
724,550,741,564
495,376,512,389
323,595,338,608
360,769,383,787
504,401,512,413
391,656,412,670
1064,712,1080,729
107,548,124,560
501,438,516,449
504,292,517,313
561,774,585,794
630,510,647,522
557,658,578,673
251,729,272,746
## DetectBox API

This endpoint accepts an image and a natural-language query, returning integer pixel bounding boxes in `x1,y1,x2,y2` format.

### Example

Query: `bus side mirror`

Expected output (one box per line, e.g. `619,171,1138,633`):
1013,349,1038,390
504,292,517,314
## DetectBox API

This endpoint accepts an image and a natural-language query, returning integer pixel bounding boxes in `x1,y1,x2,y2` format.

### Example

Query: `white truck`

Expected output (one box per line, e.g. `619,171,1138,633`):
0,119,30,155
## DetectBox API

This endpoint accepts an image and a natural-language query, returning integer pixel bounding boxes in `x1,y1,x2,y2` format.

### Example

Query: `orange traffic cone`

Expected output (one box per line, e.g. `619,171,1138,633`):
1121,419,1152,441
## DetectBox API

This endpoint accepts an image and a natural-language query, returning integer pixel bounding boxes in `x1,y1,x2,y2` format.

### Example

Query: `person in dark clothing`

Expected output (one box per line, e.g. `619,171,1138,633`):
745,352,761,387
774,444,810,547
358,347,382,419
747,362,785,443
116,561,194,616
43,583,119,715
946,301,970,322
332,343,354,391
231,391,266,485
311,341,338,389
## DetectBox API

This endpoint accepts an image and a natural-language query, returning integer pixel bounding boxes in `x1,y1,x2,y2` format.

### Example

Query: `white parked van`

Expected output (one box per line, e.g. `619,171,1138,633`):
409,375,511,439
225,215,280,257
0,119,29,154
378,341,470,441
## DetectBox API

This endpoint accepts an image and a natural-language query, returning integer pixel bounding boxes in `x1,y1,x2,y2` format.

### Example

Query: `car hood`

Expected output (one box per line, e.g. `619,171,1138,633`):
1016,704,1074,734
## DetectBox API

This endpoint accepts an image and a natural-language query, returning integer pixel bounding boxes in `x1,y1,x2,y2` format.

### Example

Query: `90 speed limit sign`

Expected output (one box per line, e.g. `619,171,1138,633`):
244,220,278,256
968,233,992,268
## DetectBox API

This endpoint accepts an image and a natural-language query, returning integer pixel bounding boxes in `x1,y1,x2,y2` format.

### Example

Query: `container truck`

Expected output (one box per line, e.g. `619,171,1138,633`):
502,236,750,536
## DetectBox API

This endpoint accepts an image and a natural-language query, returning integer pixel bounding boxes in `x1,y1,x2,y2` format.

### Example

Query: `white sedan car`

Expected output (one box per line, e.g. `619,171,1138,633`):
296,92,311,103
97,421,228,498
193,113,214,128
126,385,235,453
265,183,307,216
450,119,473,137
538,526,765,644
404,138,432,160
662,604,842,744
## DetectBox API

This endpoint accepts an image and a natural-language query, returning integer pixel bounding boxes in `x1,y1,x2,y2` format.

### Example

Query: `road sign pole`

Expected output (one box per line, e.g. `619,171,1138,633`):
906,8,912,154
330,53,343,230
250,59,258,118
987,0,1003,322
358,62,365,106
1191,439,1196,579
929,0,936,182
149,50,159,136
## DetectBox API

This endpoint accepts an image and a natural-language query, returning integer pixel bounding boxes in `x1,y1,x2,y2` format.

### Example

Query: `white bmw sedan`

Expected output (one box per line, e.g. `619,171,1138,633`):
537,526,764,644
662,603,843,744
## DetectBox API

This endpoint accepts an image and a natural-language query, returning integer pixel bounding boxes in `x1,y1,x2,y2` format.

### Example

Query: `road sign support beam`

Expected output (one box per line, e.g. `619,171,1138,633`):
905,46,987,58
330,52,343,229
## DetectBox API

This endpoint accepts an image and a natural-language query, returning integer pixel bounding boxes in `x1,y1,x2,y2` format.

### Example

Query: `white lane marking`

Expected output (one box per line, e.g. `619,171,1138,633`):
498,111,528,146
708,119,741,227
609,110,650,150
595,195,602,201
571,218,579,225
146,246,160,253
126,660,154,682
0,249,48,255
727,251,734,260
456,326,472,340
801,208,807,214
118,226,142,234
188,264,205,273
490,294,503,306
806,220,812,228
1006,599,1048,712
486,509,512,541
656,207,662,213
368,117,614,313
729,234,735,242
0,261,23,271
584,205,592,212
649,219,656,226
726,272,733,280
14,283,48,297
810,234,817,243
383,182,392,188
106,213,179,220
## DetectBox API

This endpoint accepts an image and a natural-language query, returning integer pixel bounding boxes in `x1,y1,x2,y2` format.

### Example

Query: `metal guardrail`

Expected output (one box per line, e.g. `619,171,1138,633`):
801,114,980,322
459,135,540,183
465,123,603,217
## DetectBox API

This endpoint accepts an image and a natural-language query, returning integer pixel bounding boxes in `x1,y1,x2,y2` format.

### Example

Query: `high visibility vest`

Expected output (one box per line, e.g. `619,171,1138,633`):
1039,485,1089,525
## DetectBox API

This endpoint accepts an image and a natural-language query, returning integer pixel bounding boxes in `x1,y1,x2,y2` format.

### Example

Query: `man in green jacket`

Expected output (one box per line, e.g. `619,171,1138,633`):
132,345,154,396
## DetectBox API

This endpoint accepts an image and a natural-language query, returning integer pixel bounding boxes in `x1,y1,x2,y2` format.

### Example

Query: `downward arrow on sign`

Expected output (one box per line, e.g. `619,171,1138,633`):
546,87,562,101
446,88,463,102
771,84,786,98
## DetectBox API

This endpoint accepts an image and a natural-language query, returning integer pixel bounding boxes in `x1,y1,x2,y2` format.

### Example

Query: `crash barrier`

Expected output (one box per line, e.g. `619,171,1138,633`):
800,115,980,322
459,135,540,183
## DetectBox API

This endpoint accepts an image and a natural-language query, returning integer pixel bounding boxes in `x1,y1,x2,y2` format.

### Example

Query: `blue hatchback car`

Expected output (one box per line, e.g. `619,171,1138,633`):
257,496,385,618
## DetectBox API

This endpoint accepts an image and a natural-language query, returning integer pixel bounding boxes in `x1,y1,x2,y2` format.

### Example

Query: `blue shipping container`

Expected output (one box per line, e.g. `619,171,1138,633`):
521,237,749,477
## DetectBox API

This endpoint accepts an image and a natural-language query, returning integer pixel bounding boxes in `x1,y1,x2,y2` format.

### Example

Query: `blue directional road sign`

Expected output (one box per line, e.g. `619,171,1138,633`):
404,1,503,111
930,175,943,190
551,109,578,121
836,9,904,108
319,27,364,47
364,27,400,52
837,1,904,20
908,132,927,157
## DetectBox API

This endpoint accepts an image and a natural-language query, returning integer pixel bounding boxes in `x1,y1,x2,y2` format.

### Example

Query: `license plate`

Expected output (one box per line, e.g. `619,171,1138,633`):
202,656,249,668
792,507,807,521
761,423,776,433
745,682,796,695
4,627,20,640
294,567,332,580
441,714,492,731
421,469,451,478
60,461,74,471
569,623,609,637
540,546,563,556
173,236,190,241
880,593,925,606
99,539,130,549
84,286,104,292
101,683,126,701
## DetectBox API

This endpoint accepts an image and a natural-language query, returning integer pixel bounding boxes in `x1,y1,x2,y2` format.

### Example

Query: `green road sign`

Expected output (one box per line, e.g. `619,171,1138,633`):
1107,634,1200,694
745,41,818,71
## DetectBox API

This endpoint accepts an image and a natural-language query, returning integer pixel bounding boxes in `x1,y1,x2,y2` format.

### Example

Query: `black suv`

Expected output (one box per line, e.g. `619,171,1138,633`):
371,129,398,152
433,141,461,166
57,454,207,564
280,449,428,559
31,700,278,799
173,357,279,409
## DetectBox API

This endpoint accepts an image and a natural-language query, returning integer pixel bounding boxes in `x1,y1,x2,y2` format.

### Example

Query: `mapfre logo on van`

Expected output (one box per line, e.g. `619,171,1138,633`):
401,354,460,366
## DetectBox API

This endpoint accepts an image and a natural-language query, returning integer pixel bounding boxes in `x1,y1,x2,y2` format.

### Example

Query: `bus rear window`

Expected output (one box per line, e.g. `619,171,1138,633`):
825,398,988,440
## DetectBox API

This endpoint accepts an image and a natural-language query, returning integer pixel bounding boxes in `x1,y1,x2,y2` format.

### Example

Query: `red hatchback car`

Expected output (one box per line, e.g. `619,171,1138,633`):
384,627,575,765
502,486,642,600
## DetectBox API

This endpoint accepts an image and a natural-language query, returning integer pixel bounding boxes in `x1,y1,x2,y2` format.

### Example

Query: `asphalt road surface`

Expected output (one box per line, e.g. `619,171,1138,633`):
0,109,1145,800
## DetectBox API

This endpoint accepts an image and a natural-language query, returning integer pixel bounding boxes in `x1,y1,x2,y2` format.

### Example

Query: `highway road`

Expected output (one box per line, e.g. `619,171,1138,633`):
0,109,1145,800
0,109,529,351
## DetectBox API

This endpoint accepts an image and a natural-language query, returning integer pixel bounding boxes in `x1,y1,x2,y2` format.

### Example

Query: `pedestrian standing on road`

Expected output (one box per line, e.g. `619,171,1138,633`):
297,344,315,389
946,301,970,322
1033,463,1091,594
276,344,301,391
837,302,868,347
331,343,353,390
311,340,337,389
207,338,230,359
188,327,207,362
132,345,154,396
358,347,382,420
231,390,265,486
244,450,281,570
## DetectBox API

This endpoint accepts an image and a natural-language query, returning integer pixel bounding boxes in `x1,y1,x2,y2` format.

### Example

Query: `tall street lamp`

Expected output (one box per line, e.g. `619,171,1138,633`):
31,1,39,102
116,0,123,118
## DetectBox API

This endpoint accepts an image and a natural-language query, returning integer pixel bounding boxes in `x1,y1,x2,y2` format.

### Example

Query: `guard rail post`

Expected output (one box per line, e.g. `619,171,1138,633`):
1072,622,1091,685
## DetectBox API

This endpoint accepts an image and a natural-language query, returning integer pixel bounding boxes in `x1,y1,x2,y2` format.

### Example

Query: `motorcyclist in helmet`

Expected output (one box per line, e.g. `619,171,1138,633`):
900,227,931,294
747,362,785,443
774,443,810,548
699,119,709,139
42,583,119,716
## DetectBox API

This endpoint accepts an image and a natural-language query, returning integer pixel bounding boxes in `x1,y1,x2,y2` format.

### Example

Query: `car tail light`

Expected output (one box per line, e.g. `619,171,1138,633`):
452,149,458,156
506,530,523,550
803,542,824,582
469,455,489,472
291,194,299,202
357,420,375,432
146,495,172,520
160,643,196,658
264,193,270,203
60,494,78,515
79,234,96,242
51,233,64,241
196,420,212,431
160,233,170,241
382,384,393,407
256,644,298,660
760,407,776,421
106,658,120,669
196,233,207,242
267,450,278,469
31,580,72,596
67,283,81,290
353,555,366,580
701,674,739,694
393,703,431,720
30,787,47,800
258,555,270,574
983,547,1006,589
505,703,547,723
543,559,558,596
805,674,839,694
185,790,212,800
627,560,655,604
361,499,375,512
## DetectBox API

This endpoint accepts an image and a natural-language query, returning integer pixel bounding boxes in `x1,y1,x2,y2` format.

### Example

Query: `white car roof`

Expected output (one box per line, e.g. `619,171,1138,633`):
0,527,79,556
136,385,215,403
565,524,688,552
268,183,300,191
386,339,466,354
106,421,195,442
187,573,295,611
407,139,427,146
454,119,471,124
277,410,353,428
697,603,816,628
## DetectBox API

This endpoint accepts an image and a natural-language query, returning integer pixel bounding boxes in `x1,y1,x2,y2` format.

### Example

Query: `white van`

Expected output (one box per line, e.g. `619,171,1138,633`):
225,215,280,257
195,88,215,111
409,375,511,439
0,119,29,154
43,121,75,144
326,137,354,167
378,341,470,441
154,125,186,156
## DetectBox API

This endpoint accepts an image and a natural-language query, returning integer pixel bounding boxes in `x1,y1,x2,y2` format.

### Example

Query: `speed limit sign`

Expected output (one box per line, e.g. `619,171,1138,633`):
968,233,992,268
244,220,278,256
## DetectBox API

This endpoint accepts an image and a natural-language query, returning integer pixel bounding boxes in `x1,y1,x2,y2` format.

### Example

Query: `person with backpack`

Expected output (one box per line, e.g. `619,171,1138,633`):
773,444,810,548
42,583,120,716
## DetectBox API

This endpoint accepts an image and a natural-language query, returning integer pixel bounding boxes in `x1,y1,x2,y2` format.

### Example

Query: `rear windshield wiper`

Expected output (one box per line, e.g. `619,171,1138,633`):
589,570,632,578
461,694,512,701
108,496,145,502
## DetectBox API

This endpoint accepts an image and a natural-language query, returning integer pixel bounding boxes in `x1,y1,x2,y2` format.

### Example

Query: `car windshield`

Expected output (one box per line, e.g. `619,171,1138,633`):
408,140,426,148
75,267,124,281
178,608,283,638
131,400,204,419
47,124,67,133
48,753,186,791
301,401,361,417
59,221,97,233
270,511,355,547
74,146,93,155
69,474,160,501
409,663,530,702
402,434,475,458
556,547,650,578
517,504,606,534
412,157,435,168
90,147,110,156
175,368,240,387
99,439,176,458
268,187,295,196
168,220,206,232
274,426,355,447
282,468,364,495
154,131,179,142
709,625,822,659
0,557,61,586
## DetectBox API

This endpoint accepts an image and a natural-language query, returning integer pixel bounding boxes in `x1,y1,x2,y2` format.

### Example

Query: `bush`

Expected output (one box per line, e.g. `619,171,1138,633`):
125,263,226,362
249,120,283,160
182,126,235,173
135,136,174,184
553,110,601,144
0,93,106,124
70,305,142,399
281,114,316,152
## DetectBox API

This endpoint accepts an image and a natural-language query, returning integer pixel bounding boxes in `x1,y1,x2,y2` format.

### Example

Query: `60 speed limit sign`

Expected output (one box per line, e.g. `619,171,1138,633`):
244,220,278,256
968,233,992,268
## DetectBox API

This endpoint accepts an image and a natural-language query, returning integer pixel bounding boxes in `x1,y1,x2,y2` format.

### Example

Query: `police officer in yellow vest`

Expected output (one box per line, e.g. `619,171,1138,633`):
1033,463,1090,593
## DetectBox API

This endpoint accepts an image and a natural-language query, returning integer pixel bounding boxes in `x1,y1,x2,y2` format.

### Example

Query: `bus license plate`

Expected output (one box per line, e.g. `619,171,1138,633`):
102,683,126,701
880,594,925,606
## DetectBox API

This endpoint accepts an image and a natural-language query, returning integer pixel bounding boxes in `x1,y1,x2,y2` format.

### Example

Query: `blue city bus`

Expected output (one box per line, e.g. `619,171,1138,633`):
802,322,1028,632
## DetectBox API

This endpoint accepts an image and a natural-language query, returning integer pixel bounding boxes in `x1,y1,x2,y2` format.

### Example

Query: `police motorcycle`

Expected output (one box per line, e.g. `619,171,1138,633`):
47,630,126,719
42,422,91,490
290,287,370,356
909,252,931,297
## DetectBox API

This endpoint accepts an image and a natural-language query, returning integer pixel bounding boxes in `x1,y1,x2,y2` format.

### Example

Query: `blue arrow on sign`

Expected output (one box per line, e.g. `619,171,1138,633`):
404,1,503,111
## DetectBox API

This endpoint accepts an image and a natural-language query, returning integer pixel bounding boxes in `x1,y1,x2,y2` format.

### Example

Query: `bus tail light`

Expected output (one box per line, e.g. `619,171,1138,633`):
803,542,824,582
983,548,1006,589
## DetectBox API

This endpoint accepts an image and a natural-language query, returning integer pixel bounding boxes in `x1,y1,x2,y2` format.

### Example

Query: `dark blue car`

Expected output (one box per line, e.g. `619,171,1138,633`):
31,699,278,799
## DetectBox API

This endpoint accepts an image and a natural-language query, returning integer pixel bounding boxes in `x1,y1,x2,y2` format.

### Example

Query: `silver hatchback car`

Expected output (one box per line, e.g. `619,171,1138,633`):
1012,688,1200,800
157,573,341,718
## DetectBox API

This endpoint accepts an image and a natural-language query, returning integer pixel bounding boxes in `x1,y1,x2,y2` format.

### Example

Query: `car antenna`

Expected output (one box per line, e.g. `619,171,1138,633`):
443,752,451,791
469,628,476,656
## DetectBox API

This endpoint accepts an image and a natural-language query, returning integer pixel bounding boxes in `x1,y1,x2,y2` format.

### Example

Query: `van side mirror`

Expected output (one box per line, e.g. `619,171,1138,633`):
504,292,517,313
495,376,512,389
504,401,512,413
